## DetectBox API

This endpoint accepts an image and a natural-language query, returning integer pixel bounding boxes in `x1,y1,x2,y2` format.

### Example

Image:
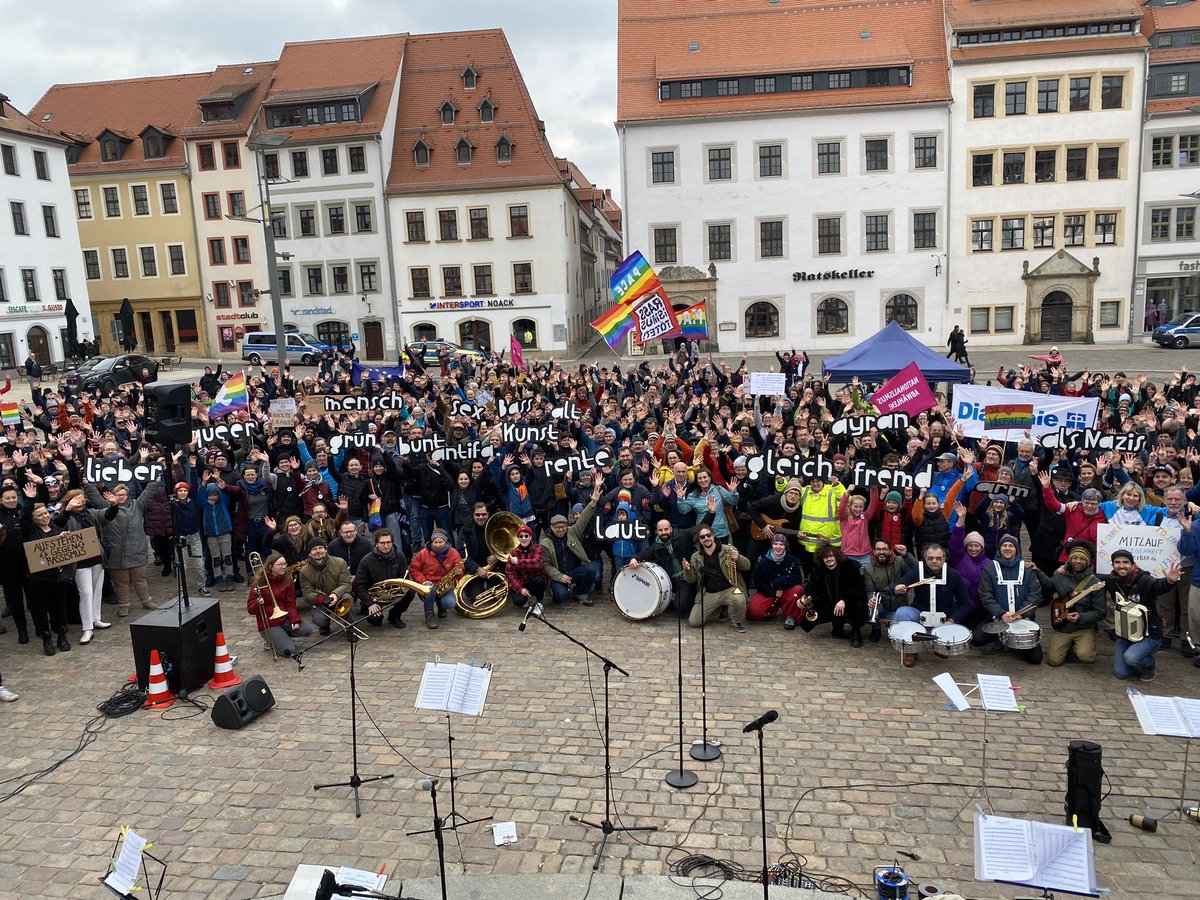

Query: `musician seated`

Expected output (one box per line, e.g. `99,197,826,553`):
1103,549,1180,682
973,534,1043,665
409,529,462,629
682,528,749,633
893,545,973,667
246,552,312,659
631,516,713,617
541,484,601,607
1045,543,1105,667
506,524,548,609
747,534,807,629
299,537,352,637
803,542,868,646
749,480,802,555
353,529,411,628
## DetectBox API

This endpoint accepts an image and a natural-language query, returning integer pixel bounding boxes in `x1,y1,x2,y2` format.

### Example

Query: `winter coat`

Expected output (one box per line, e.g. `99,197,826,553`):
83,479,162,569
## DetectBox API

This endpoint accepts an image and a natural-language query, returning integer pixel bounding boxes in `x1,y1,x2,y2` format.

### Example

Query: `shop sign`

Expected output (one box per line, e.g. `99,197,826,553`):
44,303,64,313
1180,260,1200,272
792,268,875,282
215,312,259,321
5,305,30,315
429,298,516,311
289,306,334,316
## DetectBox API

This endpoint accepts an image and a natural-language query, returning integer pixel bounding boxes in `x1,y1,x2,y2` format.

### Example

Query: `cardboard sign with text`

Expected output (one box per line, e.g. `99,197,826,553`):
269,398,297,428
748,372,787,396
25,528,101,573
1095,523,1180,577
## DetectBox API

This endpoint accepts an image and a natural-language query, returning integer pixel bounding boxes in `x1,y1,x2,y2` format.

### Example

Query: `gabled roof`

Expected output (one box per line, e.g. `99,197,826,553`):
0,94,71,145
1142,0,1200,34
386,29,564,196
947,0,1142,31
557,157,623,236
617,0,951,124
30,72,210,173
1147,96,1200,116
183,62,278,137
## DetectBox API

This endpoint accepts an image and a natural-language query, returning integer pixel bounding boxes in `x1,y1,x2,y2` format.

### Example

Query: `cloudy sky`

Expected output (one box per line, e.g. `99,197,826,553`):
0,0,620,196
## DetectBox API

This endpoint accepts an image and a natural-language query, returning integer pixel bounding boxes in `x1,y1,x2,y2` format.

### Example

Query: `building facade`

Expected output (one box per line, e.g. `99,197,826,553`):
0,94,93,366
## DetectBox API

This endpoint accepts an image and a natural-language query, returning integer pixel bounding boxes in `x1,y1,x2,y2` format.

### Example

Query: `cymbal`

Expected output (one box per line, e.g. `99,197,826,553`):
981,620,1008,634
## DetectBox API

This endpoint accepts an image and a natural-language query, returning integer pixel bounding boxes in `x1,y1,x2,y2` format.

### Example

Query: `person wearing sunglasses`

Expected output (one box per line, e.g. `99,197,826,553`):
682,528,749,633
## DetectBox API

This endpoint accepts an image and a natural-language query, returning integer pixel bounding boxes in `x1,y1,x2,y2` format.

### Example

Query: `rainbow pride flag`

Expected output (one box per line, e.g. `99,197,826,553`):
209,371,248,420
610,251,661,306
678,301,708,340
983,403,1033,430
591,301,638,350
0,402,20,427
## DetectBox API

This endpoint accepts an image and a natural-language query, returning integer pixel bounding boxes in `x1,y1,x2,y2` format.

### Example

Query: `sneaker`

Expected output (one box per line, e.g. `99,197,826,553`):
731,620,746,634
577,593,594,607
141,599,161,610
204,576,217,588
1140,667,1157,682
79,630,93,645
783,616,796,631
0,685,18,702
233,573,246,584
94,620,112,630
199,587,213,597
117,605,130,617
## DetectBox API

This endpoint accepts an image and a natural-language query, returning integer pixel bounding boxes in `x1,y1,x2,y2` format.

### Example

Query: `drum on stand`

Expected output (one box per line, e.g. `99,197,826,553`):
614,563,673,621
888,622,927,653
932,623,972,657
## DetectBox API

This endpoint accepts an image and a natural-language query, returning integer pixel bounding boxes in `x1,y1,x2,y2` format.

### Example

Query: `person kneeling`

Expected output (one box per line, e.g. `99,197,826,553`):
1045,544,1105,667
803,542,868,646
747,534,808,629
974,534,1043,664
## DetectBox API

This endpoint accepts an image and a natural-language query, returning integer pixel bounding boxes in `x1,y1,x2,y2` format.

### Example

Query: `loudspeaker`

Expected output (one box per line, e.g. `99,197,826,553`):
211,675,275,729
143,381,193,446
1065,740,1111,843
130,597,222,693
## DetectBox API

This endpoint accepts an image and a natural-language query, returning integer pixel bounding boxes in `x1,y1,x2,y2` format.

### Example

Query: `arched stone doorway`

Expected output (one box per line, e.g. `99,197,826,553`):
1021,251,1100,344
1040,291,1073,342
27,325,51,364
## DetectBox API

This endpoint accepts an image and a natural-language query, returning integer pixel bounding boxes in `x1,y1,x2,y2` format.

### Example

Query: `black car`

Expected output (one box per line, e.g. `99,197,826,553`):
65,354,159,393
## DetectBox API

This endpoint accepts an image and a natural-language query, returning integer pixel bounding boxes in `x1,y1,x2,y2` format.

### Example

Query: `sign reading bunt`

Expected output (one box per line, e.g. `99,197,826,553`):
25,527,101,573
1095,523,1180,577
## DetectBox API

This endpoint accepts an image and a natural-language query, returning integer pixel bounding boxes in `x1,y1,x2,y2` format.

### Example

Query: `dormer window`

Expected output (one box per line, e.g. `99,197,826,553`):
479,98,495,124
496,136,513,163
440,101,457,125
456,138,473,165
413,139,431,167
66,145,82,165
462,67,478,90
102,139,122,162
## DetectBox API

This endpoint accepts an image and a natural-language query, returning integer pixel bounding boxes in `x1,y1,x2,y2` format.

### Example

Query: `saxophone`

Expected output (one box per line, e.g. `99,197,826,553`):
434,560,465,596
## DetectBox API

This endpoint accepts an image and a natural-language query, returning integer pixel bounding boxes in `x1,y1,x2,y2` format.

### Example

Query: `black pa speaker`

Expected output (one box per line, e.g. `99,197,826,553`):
211,675,276,729
130,597,222,693
143,381,193,446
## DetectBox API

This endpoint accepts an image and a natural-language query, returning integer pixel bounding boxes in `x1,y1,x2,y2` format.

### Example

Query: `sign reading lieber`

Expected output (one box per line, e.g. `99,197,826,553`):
25,527,101,573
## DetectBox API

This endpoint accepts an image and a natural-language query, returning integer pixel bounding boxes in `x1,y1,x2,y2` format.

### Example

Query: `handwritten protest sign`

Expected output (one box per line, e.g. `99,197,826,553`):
748,372,787,396
25,528,101,573
269,399,297,428
1095,523,1180,577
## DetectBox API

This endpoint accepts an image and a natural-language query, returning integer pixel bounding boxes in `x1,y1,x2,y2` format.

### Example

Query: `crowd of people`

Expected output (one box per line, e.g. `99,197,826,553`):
0,340,1197,702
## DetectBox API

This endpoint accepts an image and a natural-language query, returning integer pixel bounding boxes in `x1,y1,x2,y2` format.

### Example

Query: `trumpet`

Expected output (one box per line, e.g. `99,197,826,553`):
248,551,288,662
725,550,743,597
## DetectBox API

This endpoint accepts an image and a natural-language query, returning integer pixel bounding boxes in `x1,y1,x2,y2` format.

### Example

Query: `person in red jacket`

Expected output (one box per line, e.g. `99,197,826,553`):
505,524,547,608
408,529,463,629
246,552,311,659
1040,473,1108,563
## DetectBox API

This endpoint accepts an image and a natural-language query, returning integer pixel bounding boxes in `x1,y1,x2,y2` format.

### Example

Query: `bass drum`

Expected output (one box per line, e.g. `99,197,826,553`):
614,563,673,621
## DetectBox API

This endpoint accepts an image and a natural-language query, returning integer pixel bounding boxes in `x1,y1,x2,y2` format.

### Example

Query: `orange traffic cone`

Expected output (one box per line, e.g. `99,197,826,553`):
208,632,241,690
143,649,175,710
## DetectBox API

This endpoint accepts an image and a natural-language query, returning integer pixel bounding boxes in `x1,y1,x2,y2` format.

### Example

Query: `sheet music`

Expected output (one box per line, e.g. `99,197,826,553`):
975,815,1035,883
492,821,518,846
104,828,147,895
933,672,971,710
978,674,1020,712
976,814,1097,896
1135,693,1193,737
1033,822,1095,895
415,662,454,710
1178,698,1200,737
336,866,386,891
416,661,490,716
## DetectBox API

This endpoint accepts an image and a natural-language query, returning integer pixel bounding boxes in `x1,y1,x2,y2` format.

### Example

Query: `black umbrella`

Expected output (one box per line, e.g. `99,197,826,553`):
118,298,135,352
64,298,80,358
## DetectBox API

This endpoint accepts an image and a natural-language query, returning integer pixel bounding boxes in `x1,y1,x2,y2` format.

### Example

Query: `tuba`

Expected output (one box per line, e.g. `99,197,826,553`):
455,570,509,618
484,512,523,562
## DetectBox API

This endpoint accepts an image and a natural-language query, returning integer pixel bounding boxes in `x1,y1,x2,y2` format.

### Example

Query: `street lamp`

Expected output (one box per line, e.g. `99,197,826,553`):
247,130,291,369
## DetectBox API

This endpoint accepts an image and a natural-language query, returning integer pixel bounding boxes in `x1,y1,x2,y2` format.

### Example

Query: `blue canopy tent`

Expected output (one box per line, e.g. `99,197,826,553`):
820,321,970,384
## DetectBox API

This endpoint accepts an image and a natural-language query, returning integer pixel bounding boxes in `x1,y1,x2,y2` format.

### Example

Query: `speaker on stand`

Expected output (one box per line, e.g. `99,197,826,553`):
143,381,193,446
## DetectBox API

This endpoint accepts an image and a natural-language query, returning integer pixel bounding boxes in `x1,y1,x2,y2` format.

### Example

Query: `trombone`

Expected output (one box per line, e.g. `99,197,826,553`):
315,590,370,642
249,551,288,662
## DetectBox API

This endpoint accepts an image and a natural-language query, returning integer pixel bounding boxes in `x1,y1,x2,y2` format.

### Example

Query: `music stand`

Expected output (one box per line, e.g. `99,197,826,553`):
933,672,1024,815
1126,688,1200,822
99,827,166,900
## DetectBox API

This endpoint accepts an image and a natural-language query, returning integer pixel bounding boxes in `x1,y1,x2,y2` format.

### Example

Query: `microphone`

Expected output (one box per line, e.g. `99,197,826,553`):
518,601,542,632
743,709,779,733
420,778,439,790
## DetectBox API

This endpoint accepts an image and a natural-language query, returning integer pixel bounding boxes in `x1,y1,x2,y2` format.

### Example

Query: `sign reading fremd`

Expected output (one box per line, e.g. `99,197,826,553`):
950,385,1099,441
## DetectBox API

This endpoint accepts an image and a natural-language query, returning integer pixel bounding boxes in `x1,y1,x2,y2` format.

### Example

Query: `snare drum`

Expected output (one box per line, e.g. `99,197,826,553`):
889,622,927,652
1001,618,1042,650
932,624,972,657
613,563,673,621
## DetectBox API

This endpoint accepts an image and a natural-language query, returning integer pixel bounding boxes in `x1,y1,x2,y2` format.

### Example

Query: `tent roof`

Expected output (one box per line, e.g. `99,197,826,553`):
821,321,970,384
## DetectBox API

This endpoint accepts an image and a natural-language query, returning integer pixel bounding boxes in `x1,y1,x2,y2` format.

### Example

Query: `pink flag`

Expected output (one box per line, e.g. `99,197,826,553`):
871,362,936,416
510,334,525,371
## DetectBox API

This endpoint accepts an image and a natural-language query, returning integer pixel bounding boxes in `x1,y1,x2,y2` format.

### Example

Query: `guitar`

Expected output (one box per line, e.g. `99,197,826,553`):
749,515,806,542
1050,580,1105,630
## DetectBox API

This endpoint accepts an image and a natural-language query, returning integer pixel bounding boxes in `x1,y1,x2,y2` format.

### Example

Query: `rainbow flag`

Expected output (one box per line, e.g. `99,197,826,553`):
591,301,638,351
610,251,661,306
0,402,20,427
983,403,1033,430
678,301,708,341
209,371,248,420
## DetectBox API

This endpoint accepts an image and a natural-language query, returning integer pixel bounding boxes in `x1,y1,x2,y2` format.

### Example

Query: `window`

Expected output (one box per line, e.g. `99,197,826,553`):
1152,136,1174,168
439,209,459,241
792,74,813,91
1179,207,1197,241
411,268,431,298
1069,76,1091,111
21,269,37,302
717,79,739,96
341,102,357,122
1160,33,1175,48
299,208,316,237
469,207,489,239
348,146,366,173
509,205,529,237
473,264,493,295
0,144,16,175
885,294,918,330
513,262,534,293
292,150,309,177
406,211,426,242
359,263,378,293
1095,212,1118,245
479,99,495,122
653,226,678,264
198,143,215,170
753,76,776,94
972,219,994,252
1001,217,1025,250
111,248,129,279
1099,300,1121,328
913,211,937,250
865,138,889,172
679,81,702,98
160,183,178,214
816,297,849,334
817,217,842,255
202,193,220,220
1156,73,1189,94
320,148,338,176
972,152,993,186
232,237,250,264
865,213,889,251
828,72,850,89
970,308,990,334
264,153,280,179
228,192,245,217
1097,146,1120,179
355,203,372,233
209,282,230,308
209,238,226,265
1005,81,1027,115
496,137,512,163
101,139,121,161
42,205,58,237
74,189,92,220
1003,151,1025,184
327,205,345,235
745,301,780,338
443,266,463,297
914,135,937,169
1065,147,1087,181
1151,208,1171,241
1101,75,1124,109
132,184,150,216
10,201,27,235
1181,134,1200,166
1038,79,1059,113
708,224,732,260
1035,149,1057,183
83,250,101,280
651,150,675,184
272,209,287,238
103,187,121,218
306,266,324,295
817,141,841,174
237,281,254,306
708,147,732,180
441,102,456,125
33,150,49,181
759,220,784,258
52,269,67,300
139,246,157,277
217,141,238,169
995,306,1015,333
1063,214,1085,246
331,265,349,294
277,268,293,297
455,140,473,164
973,84,995,118
168,244,185,276
758,144,782,177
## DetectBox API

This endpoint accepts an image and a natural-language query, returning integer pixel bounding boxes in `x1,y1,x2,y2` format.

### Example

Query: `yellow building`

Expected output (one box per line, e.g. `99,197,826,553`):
32,75,210,356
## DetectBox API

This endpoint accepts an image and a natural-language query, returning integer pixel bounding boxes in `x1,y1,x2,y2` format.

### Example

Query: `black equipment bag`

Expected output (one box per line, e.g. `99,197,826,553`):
1065,740,1111,844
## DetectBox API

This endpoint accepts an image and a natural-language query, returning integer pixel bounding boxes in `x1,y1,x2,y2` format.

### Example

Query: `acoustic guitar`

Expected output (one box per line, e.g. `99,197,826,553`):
1050,579,1105,630
749,514,806,542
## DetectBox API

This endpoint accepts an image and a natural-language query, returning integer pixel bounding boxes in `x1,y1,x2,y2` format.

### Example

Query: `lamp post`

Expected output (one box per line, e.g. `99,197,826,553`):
246,131,291,369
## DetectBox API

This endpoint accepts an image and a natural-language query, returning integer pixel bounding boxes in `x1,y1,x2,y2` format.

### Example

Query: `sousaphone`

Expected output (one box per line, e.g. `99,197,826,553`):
484,511,523,562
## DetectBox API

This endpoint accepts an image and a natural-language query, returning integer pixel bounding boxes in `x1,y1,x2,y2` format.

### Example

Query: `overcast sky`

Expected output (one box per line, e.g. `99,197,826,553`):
0,0,619,197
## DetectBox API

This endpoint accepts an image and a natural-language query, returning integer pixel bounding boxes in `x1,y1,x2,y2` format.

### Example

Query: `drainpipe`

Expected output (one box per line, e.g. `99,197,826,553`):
618,122,630,258
374,134,400,360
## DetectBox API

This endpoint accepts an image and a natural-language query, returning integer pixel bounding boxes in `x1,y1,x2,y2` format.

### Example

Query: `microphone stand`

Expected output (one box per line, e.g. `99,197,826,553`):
160,443,192,701
755,724,770,900
665,588,698,789
406,781,449,900
691,585,721,762
527,606,658,870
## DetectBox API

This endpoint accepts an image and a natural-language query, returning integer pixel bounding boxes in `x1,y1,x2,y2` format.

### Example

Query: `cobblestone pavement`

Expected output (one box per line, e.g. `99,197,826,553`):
2,565,1200,899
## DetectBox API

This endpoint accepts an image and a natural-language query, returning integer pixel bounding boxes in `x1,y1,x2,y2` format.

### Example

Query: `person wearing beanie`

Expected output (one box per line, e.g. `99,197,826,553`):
1043,542,1106,667
408,528,465,628
977,491,1024,559
747,532,807,628
298,536,351,637
974,533,1043,664
608,502,640,572
1039,471,1108,563
867,487,910,553
749,480,803,557
269,515,309,570
1032,466,1080,576
1101,547,1182,681
505,524,548,609
542,479,603,606
947,512,990,629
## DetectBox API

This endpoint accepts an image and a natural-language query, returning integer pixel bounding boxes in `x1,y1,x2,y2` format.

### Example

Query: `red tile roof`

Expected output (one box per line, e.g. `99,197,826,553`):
181,62,278,139
1142,0,1200,33
30,73,211,173
556,157,623,234
951,32,1149,62
1147,96,1200,115
1149,46,1200,63
617,0,952,124
947,0,1142,31
0,94,70,144
385,29,564,196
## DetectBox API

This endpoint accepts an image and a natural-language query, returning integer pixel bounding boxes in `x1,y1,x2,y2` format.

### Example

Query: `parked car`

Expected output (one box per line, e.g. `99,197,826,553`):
403,339,487,366
1152,312,1200,349
240,331,333,365
65,354,159,393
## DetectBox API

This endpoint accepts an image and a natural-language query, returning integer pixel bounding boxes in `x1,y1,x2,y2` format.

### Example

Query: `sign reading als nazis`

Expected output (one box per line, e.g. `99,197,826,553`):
1039,427,1148,454
25,527,101,573
1095,523,1180,577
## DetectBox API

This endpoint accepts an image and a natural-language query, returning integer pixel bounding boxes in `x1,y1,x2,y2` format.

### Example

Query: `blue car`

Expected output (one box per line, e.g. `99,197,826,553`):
1152,312,1200,349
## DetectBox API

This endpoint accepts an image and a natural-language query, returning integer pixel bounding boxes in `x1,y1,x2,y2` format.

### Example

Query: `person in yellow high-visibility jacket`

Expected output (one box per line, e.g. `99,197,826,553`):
797,473,846,571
